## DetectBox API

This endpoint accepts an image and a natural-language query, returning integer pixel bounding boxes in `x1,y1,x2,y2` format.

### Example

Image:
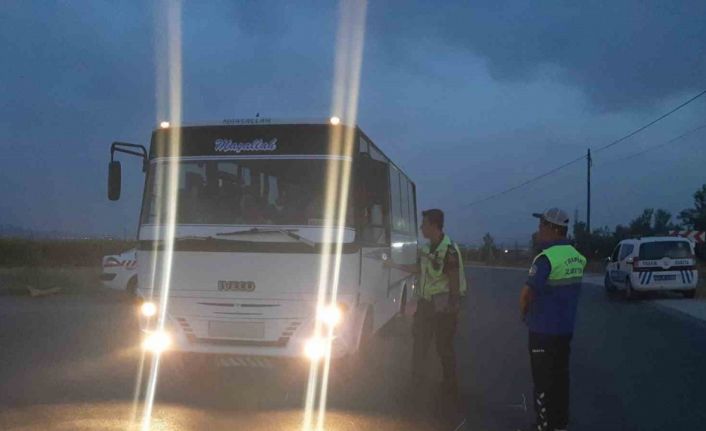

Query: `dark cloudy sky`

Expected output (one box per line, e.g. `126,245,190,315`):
1,0,705,244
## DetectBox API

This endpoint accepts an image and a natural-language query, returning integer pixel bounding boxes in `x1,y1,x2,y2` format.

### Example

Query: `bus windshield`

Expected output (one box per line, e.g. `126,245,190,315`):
141,158,353,227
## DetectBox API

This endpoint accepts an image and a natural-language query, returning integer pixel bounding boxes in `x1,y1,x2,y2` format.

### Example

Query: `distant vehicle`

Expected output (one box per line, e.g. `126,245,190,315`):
106,119,418,369
100,249,138,295
604,236,698,299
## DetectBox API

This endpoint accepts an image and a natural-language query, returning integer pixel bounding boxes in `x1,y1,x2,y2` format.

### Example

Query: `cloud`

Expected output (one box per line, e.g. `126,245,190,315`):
367,0,706,112
1,0,703,241
0,1,339,235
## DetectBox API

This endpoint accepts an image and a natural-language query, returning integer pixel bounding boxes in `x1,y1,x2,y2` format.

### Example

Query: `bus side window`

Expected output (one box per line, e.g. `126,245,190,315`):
389,166,403,232
403,177,415,235
357,156,390,245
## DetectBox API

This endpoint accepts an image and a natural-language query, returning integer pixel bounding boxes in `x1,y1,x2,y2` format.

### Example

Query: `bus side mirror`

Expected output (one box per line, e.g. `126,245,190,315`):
108,161,122,201
605,256,612,263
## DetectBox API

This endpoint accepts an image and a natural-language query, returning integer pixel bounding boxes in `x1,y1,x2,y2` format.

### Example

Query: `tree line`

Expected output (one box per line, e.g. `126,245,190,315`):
474,184,706,263
573,184,706,259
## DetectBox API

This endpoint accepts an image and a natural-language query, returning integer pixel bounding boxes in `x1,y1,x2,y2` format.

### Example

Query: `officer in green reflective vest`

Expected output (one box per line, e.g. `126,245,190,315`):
520,208,586,431
387,208,468,399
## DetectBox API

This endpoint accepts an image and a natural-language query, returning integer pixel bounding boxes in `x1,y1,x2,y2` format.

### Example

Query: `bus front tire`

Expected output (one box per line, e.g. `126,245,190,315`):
127,276,138,297
399,286,408,316
357,310,374,360
337,310,373,385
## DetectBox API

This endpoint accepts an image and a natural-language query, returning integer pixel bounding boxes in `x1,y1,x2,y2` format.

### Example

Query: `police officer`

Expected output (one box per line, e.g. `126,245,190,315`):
387,208,468,398
520,208,586,431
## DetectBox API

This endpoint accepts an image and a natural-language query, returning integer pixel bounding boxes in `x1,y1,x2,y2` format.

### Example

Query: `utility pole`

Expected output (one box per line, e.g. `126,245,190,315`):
586,149,592,234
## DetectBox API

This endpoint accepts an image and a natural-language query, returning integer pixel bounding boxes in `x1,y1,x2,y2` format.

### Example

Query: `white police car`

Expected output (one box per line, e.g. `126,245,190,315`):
604,237,698,299
100,248,138,295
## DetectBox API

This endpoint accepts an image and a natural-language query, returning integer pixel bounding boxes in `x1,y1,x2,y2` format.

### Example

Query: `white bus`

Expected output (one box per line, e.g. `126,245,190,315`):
108,119,418,368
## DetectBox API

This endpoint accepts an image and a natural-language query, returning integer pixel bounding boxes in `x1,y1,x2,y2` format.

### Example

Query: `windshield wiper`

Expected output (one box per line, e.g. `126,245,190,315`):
175,235,216,241
216,228,316,248
174,235,255,244
216,227,298,236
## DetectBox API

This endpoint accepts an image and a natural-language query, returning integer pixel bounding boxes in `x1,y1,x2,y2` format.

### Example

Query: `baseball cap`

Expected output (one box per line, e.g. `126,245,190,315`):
532,207,570,227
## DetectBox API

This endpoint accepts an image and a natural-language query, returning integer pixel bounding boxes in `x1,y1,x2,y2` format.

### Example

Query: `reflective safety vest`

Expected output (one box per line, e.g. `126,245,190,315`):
419,235,468,300
534,244,587,288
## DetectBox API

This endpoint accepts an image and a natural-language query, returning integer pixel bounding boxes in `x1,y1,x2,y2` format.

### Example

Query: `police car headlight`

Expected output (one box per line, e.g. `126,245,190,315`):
317,303,346,327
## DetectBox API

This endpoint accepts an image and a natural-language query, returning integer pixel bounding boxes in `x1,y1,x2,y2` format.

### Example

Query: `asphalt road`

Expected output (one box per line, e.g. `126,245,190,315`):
459,266,706,431
2,267,706,431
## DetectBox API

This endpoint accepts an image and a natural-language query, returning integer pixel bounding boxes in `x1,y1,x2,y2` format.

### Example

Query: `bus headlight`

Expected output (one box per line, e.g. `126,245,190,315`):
140,301,157,317
304,337,327,361
317,304,344,327
143,330,172,353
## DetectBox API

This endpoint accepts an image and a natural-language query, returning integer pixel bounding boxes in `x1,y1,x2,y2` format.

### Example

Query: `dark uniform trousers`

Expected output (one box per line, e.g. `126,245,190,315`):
529,331,572,430
412,298,458,389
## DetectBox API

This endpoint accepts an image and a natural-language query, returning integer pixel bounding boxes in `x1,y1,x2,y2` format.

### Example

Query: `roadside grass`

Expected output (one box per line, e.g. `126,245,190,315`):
0,238,135,267
0,266,102,296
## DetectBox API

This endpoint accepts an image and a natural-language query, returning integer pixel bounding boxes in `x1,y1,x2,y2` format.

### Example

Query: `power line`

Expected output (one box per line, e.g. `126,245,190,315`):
465,89,706,207
593,90,706,154
463,154,585,207
597,123,706,168
570,123,706,222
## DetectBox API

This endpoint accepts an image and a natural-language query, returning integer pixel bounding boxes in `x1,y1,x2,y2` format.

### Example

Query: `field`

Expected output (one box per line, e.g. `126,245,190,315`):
0,266,103,296
0,238,134,267
0,238,133,296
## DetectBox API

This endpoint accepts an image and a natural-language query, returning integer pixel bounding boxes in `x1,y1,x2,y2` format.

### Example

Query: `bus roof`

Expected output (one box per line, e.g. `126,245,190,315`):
152,118,355,130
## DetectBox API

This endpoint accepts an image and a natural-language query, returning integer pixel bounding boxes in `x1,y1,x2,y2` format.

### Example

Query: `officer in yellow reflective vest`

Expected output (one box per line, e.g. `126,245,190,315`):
387,208,467,398
520,208,586,431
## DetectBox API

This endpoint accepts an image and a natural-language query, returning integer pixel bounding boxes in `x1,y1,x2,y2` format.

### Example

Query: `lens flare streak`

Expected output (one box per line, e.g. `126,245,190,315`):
137,1,182,430
303,2,368,431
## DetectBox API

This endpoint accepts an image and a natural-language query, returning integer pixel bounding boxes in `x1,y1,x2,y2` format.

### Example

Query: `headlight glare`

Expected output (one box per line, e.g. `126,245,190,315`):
140,301,157,317
304,337,327,361
143,330,172,353
317,304,344,327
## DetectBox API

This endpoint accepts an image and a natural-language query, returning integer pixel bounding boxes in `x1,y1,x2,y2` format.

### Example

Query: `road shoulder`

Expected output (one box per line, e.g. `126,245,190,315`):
652,299,706,328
